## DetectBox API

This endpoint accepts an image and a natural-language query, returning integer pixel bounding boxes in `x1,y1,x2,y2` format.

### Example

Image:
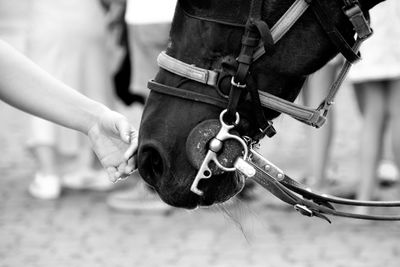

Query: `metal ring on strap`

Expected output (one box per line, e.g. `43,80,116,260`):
231,77,247,88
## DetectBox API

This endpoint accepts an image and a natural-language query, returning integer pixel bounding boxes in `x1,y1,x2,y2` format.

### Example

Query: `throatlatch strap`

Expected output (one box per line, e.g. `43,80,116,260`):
316,1,372,118
311,0,360,63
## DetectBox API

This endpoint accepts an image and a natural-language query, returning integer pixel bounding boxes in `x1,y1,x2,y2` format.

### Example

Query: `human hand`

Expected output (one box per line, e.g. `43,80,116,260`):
87,110,137,182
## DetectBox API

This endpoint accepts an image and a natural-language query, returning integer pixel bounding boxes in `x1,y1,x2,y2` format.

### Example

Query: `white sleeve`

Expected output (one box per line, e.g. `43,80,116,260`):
125,0,176,24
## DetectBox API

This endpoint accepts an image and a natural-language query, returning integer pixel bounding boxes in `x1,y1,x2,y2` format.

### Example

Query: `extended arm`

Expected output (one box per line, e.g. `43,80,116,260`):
0,40,109,134
0,40,136,180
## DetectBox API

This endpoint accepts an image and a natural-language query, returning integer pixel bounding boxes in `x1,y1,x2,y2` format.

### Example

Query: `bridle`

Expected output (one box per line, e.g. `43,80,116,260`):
150,0,371,128
147,0,400,222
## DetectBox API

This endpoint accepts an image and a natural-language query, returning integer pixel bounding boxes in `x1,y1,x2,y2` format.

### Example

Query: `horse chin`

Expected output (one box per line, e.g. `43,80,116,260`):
196,172,246,207
139,166,245,209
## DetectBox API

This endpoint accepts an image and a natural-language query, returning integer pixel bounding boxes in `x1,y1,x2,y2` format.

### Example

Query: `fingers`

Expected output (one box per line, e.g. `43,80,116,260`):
115,117,138,160
107,167,119,183
125,157,135,173
101,113,139,183
107,166,129,183
107,157,136,183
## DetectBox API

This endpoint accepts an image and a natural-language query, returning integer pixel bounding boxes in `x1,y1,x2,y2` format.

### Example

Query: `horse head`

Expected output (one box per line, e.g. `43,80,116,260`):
137,0,385,209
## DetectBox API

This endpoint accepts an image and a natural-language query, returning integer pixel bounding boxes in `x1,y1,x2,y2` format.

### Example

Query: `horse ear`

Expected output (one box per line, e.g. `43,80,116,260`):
360,0,386,10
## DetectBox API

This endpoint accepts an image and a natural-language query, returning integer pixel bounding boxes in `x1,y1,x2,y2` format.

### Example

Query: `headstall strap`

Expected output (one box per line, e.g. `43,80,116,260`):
227,0,276,139
226,0,262,120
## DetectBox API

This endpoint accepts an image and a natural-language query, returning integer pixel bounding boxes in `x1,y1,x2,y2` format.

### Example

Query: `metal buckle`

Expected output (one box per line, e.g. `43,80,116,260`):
343,4,373,40
216,72,231,99
259,121,276,138
231,77,247,89
294,204,314,217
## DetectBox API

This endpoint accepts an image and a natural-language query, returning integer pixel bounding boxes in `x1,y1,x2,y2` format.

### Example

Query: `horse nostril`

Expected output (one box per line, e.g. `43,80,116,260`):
139,144,167,186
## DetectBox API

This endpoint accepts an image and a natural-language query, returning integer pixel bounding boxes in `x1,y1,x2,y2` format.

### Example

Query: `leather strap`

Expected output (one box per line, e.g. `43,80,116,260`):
243,150,400,222
179,0,247,28
148,80,228,108
345,8,373,40
310,0,360,63
157,51,219,86
253,0,310,61
258,90,326,127
227,0,275,139
316,40,362,116
148,79,328,127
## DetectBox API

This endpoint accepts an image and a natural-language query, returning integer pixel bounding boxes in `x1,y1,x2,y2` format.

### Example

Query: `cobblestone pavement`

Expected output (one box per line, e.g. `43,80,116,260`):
2,88,400,267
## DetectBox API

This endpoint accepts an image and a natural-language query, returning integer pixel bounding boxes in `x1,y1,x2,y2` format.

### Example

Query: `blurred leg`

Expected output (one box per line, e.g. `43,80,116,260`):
354,81,387,212
302,63,337,187
388,79,400,181
28,117,58,175
28,117,61,199
33,146,57,175
129,23,171,98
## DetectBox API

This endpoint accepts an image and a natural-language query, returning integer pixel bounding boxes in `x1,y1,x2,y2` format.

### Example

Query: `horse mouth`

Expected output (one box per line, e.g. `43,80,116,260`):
139,170,245,209
137,140,245,209
174,172,245,209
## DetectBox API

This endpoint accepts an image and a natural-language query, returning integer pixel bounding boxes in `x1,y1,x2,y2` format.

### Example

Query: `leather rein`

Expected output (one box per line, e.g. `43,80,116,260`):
147,0,400,222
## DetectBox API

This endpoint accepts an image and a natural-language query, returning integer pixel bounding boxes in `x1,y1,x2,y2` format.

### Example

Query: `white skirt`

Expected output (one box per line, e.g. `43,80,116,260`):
348,1,400,83
26,0,114,155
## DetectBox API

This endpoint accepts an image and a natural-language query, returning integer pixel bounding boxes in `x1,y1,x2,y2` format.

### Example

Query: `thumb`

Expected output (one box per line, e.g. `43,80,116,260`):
115,117,134,144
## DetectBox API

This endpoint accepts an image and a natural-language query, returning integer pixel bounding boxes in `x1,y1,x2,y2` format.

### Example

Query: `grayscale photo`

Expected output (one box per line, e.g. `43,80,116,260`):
1,0,399,266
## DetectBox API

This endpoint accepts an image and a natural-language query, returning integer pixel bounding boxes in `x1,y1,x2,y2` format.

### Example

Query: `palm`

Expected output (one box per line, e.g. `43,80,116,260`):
90,125,130,167
88,111,137,180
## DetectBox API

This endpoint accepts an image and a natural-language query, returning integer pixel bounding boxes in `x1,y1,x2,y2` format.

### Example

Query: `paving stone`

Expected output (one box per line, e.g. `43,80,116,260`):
2,84,400,267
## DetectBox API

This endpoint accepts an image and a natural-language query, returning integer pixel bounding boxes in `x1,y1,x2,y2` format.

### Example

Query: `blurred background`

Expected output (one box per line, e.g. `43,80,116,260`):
1,1,400,267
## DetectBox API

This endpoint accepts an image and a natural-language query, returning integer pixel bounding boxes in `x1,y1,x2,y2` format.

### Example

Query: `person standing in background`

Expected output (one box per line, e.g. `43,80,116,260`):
348,1,400,214
26,0,117,199
0,38,137,180
106,0,176,212
0,1,30,53
301,59,341,190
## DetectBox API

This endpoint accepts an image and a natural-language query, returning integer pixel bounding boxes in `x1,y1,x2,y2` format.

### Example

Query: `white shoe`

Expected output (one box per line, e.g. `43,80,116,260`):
377,160,399,185
62,169,114,191
28,173,61,200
